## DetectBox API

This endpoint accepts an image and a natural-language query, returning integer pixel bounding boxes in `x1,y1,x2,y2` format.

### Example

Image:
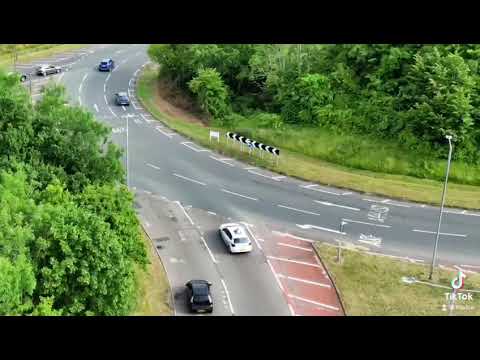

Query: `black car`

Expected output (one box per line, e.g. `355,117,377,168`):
115,92,130,106
185,280,213,313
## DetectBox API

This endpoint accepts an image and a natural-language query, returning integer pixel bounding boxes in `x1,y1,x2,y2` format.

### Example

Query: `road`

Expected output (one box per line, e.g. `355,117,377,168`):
24,44,480,315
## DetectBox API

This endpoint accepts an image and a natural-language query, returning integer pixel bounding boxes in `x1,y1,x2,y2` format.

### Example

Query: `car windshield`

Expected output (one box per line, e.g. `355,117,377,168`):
193,284,209,296
234,237,249,244
101,61,108,65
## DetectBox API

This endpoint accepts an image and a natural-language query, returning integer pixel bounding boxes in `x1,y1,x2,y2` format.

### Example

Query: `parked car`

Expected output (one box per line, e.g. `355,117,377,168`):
219,223,253,253
36,64,61,76
115,92,130,106
98,58,115,72
185,280,213,313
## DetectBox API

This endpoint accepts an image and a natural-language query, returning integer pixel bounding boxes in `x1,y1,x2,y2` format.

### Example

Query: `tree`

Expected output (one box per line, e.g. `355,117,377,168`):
188,68,231,121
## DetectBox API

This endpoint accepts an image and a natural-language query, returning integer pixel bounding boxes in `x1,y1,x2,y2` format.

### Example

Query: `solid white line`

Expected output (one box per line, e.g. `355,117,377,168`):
133,103,141,110
174,201,194,225
221,189,258,201
172,173,206,186
300,184,342,196
209,156,235,167
146,163,160,170
220,279,235,315
267,256,321,268
134,69,140,76
342,218,392,228
207,211,217,216
277,274,331,288
108,107,117,118
78,96,82,106
412,229,467,238
103,83,106,93
106,73,111,82
314,200,360,211
122,106,126,111
272,231,315,243
155,127,174,138
104,94,108,104
243,167,256,170
181,142,210,152
288,294,340,311
240,222,262,250
296,224,344,234
272,176,286,180
140,114,154,123
201,236,217,264
363,198,411,208
129,78,133,87
267,260,284,292
277,242,313,252
288,303,296,316
248,170,280,181
277,204,321,216
93,104,99,113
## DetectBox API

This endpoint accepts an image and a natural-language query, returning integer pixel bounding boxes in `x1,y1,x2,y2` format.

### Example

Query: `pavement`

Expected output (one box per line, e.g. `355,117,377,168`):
16,44,479,316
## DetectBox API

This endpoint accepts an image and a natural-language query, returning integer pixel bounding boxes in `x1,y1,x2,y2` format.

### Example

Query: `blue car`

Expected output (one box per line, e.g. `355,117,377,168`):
98,58,115,72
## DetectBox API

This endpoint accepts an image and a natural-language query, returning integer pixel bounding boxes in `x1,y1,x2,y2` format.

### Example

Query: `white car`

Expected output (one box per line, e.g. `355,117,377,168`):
219,223,253,253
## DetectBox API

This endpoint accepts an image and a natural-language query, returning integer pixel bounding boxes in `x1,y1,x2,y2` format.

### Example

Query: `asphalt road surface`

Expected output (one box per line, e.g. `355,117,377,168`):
25,44,480,315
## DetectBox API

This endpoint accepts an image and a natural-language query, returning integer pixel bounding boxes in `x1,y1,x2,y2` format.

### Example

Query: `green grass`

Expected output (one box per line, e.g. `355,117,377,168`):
132,228,173,316
315,243,480,316
0,44,87,69
137,66,480,210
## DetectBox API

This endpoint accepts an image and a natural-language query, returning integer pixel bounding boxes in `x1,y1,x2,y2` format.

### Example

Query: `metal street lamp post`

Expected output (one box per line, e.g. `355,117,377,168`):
429,135,453,280
337,220,348,263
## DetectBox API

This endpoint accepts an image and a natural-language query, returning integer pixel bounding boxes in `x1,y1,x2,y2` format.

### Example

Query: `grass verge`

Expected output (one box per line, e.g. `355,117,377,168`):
0,44,87,69
136,66,480,210
132,227,173,316
315,242,480,315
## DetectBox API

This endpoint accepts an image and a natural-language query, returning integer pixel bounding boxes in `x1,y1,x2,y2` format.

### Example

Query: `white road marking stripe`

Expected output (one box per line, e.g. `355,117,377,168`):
461,264,480,269
412,229,467,238
272,176,286,180
288,303,296,316
272,231,315,243
248,170,281,181
108,107,117,118
241,222,262,250
133,118,142,125
133,103,141,110
300,184,343,196
277,274,331,288
155,127,174,138
134,69,140,76
104,94,108,104
277,204,321,216
314,200,360,211
140,114,154,123
106,73,111,82
342,218,392,228
207,211,217,216
78,96,82,106
172,173,206,186
56,73,64,83
174,201,194,225
201,236,217,264
363,198,411,208
181,142,210,152
103,83,107,93
146,163,160,170
267,260,284,292
267,256,321,268
93,104,99,112
122,106,126,111
243,167,256,170
209,156,235,167
220,279,235,315
288,294,340,311
296,224,344,234
221,189,258,201
277,242,312,252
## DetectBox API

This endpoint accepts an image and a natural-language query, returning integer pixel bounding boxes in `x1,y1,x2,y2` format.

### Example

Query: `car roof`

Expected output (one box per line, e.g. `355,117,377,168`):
223,224,247,238
117,92,128,97
101,58,112,62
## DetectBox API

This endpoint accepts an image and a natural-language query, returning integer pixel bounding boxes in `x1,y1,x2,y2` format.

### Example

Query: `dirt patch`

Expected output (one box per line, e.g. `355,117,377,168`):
153,77,209,127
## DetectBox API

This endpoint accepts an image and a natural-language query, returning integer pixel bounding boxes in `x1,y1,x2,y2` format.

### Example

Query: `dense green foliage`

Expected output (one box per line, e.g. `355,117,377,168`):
148,44,480,184
0,71,147,315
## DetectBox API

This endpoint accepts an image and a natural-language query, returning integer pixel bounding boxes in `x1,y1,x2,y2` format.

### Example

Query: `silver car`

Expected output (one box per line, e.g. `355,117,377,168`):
36,64,62,76
219,223,253,253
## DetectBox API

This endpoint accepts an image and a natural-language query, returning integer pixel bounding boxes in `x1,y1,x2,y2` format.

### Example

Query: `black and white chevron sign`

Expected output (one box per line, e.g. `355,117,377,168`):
226,132,280,156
